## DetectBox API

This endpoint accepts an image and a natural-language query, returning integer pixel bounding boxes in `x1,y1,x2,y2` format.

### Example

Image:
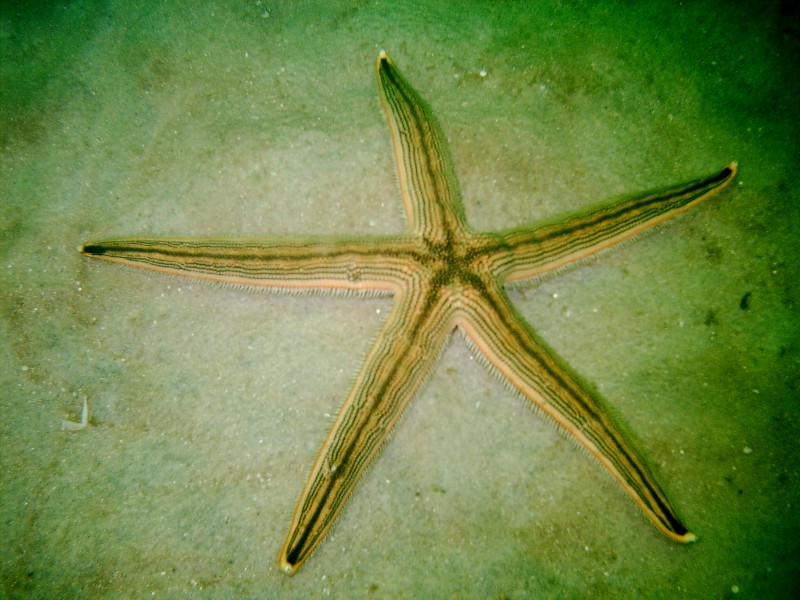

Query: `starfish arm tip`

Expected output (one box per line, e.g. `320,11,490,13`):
279,559,296,576
80,243,104,256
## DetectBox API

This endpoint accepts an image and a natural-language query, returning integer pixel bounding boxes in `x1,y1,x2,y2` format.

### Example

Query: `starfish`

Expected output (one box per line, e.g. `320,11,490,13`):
81,51,737,574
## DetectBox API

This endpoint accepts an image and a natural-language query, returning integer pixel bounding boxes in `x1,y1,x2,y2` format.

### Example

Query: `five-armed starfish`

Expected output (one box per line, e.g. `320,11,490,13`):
81,51,736,574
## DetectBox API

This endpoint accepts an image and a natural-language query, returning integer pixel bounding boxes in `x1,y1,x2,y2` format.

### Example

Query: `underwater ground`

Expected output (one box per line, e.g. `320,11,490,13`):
2,0,798,597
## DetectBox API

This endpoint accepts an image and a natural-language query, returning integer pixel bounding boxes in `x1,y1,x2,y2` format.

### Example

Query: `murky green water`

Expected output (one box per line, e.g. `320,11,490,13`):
2,1,798,597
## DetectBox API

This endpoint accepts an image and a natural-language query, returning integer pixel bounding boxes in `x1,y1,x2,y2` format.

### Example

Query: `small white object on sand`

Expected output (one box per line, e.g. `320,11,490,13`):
62,397,89,431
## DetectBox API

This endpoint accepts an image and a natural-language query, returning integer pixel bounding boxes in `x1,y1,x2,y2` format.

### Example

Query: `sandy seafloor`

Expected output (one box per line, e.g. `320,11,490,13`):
2,0,799,598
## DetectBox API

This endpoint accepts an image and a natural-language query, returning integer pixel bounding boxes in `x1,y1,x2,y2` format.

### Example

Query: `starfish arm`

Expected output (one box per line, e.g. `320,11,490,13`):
491,163,737,283
376,51,468,238
80,236,421,293
279,282,455,574
457,282,695,543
